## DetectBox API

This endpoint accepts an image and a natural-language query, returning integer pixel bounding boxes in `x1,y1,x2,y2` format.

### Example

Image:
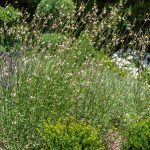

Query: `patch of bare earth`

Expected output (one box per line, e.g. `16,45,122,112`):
105,129,121,150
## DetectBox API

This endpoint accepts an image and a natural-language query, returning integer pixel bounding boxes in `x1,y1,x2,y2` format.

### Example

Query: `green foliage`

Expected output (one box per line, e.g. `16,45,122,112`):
40,32,65,52
37,117,104,150
0,34,19,51
0,45,5,52
72,32,128,77
69,32,97,64
1,44,150,148
0,6,21,51
26,0,41,5
0,5,21,26
26,0,41,13
37,0,75,16
36,0,76,32
122,118,150,150
0,25,24,52
0,1,150,149
129,0,150,28
140,67,150,84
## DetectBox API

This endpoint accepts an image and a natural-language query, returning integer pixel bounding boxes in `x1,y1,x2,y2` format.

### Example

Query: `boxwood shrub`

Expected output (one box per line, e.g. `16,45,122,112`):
37,117,104,150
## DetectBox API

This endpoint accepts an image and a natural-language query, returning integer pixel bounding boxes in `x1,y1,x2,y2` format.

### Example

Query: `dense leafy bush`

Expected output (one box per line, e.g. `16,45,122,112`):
0,0,40,15
40,32,65,52
0,5,21,26
36,0,75,30
0,5,21,51
37,0,75,16
37,117,104,150
122,118,150,150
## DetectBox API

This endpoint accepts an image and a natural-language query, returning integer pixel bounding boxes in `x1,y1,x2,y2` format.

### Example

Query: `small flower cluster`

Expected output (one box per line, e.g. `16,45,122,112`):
112,49,140,78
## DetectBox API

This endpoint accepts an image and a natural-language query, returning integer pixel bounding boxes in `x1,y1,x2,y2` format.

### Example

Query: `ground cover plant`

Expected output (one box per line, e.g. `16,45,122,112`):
0,0,150,149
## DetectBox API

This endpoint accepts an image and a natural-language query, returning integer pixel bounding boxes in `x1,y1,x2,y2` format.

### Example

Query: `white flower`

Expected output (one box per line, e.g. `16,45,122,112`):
127,55,133,60
117,57,122,62
112,53,118,58
129,67,139,78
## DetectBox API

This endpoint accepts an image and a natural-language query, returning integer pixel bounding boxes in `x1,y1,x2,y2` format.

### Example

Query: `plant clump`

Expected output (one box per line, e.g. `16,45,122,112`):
122,118,150,150
37,117,104,150
37,0,75,18
0,5,21,26
40,32,65,53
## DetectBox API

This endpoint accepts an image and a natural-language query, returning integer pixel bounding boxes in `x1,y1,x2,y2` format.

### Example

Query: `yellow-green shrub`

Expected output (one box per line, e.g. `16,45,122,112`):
37,117,104,150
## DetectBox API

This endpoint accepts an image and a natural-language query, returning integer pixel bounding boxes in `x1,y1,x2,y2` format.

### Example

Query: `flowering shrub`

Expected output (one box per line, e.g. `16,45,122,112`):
37,117,104,150
122,118,150,150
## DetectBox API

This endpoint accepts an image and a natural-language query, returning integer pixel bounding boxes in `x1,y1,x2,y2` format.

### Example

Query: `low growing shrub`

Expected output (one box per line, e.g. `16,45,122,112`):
122,118,150,150
37,117,104,150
